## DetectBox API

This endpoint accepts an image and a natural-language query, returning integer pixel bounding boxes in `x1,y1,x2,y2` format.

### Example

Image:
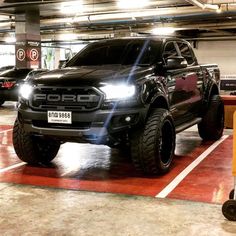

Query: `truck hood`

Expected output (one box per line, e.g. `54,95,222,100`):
31,65,153,86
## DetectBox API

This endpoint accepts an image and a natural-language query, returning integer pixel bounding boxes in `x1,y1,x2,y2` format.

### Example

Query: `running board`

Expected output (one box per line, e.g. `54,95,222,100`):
175,117,202,134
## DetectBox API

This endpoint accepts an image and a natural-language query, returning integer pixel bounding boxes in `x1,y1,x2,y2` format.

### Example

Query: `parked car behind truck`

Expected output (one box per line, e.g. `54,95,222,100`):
13,37,224,175
0,68,32,106
0,68,49,106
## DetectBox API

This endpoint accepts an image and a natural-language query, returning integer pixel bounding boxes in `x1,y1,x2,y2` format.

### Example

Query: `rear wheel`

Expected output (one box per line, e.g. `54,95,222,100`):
13,119,60,165
131,109,176,175
198,95,224,140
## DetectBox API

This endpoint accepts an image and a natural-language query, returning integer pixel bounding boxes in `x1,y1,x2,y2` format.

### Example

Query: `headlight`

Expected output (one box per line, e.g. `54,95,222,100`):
19,84,33,100
100,84,135,100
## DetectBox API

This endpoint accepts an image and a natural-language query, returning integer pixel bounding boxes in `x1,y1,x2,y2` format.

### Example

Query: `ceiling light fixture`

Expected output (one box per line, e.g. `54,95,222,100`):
59,33,78,41
117,0,150,9
5,36,16,43
216,5,222,14
152,27,176,35
60,1,83,15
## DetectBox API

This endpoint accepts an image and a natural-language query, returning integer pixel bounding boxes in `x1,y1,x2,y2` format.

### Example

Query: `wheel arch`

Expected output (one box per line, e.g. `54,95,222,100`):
206,82,220,102
209,83,219,98
147,95,169,119
201,82,220,117
150,95,169,109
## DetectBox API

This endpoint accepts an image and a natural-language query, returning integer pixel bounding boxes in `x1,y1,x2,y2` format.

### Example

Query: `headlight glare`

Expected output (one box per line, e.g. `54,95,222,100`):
19,84,33,100
100,84,135,100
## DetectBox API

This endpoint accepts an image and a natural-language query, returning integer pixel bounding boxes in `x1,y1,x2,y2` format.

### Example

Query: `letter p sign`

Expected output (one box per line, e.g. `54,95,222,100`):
16,49,26,61
30,49,39,61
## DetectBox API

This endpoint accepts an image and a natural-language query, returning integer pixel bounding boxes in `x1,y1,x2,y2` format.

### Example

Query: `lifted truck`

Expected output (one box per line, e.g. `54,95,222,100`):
13,37,224,175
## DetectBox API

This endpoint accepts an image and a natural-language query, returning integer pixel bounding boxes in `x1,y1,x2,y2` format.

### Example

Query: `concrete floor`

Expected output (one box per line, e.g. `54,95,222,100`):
0,183,236,236
0,102,236,235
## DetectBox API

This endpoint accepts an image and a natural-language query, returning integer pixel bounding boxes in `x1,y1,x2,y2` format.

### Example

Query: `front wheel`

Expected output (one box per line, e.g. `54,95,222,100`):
13,119,60,165
198,95,224,140
130,109,176,175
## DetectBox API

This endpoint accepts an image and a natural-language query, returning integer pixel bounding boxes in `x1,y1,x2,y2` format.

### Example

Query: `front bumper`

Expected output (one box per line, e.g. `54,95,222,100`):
18,104,147,144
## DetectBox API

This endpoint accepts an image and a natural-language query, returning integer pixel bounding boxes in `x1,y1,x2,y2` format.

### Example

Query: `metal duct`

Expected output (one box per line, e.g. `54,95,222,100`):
206,0,236,3
186,0,219,10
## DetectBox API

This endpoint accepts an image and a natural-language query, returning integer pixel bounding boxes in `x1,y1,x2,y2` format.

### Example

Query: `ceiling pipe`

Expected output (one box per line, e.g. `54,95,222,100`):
206,0,236,3
186,0,219,10
39,12,236,33
186,36,236,41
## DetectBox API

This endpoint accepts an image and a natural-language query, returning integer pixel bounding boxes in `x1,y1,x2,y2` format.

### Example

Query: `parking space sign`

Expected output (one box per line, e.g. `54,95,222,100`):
30,49,39,61
16,49,26,61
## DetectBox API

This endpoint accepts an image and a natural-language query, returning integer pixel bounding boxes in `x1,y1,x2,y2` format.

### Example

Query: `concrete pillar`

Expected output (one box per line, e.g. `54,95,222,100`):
15,8,41,69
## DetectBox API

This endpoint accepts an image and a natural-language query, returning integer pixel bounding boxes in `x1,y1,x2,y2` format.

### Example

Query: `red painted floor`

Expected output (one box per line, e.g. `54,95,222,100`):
169,136,233,203
0,125,233,204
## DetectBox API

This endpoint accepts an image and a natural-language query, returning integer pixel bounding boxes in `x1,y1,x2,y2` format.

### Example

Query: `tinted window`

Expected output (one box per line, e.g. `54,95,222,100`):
123,41,158,65
177,42,194,65
66,40,160,66
163,42,179,63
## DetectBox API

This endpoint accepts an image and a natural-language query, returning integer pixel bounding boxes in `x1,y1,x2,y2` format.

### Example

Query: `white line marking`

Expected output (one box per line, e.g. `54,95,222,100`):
0,162,26,174
156,135,229,198
0,129,13,134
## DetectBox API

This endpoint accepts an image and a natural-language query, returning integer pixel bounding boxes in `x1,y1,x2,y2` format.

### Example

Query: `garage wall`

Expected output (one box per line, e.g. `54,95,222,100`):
193,41,236,76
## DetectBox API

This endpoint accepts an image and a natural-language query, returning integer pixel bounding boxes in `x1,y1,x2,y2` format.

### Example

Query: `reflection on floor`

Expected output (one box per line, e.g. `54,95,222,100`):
0,125,233,204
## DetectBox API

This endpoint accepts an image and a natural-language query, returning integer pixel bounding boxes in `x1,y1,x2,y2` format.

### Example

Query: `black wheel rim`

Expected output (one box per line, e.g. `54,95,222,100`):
159,119,174,165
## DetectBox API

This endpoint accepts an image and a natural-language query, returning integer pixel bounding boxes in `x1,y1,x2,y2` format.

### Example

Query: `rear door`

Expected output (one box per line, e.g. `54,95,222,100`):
163,41,201,125
175,41,203,118
163,41,193,125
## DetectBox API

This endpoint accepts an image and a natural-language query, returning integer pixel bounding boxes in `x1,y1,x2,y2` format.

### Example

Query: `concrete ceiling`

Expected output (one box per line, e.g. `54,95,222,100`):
0,0,236,43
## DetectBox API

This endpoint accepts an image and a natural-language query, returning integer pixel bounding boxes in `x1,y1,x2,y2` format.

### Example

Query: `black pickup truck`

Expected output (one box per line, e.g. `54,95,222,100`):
13,37,224,175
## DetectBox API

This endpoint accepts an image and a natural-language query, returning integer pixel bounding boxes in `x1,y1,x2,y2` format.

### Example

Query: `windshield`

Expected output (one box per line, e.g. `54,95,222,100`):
66,39,161,67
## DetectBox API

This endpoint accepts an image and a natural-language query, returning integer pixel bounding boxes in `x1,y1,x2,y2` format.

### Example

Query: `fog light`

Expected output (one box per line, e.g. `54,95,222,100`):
125,116,131,122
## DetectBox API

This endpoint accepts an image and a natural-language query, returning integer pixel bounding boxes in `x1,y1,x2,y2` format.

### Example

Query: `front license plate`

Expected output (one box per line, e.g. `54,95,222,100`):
47,111,72,124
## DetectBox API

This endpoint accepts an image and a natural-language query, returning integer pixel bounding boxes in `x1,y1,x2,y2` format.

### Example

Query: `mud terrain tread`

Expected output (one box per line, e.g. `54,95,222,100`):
198,95,224,140
131,109,175,175
13,119,60,164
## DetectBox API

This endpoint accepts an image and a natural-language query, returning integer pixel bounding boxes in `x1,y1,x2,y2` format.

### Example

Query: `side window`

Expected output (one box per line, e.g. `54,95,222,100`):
163,42,179,64
177,42,195,65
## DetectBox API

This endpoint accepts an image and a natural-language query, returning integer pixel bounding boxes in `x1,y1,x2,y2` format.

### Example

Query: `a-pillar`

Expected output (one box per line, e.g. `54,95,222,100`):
15,8,41,69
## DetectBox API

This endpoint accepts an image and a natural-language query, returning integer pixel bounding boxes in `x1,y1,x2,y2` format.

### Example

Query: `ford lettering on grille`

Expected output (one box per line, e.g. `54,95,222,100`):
30,86,103,111
33,94,99,103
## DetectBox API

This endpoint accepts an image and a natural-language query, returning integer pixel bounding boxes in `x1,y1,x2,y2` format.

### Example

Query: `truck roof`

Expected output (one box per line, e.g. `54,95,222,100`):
89,36,189,45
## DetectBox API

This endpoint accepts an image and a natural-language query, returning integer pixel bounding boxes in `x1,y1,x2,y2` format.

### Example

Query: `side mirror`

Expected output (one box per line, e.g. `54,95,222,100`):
164,56,187,70
58,59,69,69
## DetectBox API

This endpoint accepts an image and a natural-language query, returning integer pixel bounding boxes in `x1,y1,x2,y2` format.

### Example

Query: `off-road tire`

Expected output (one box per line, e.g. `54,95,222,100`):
0,99,5,106
198,95,224,140
13,119,60,164
130,109,176,175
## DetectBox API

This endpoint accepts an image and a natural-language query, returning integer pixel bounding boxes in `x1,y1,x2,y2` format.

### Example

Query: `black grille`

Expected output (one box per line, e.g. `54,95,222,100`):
29,86,103,111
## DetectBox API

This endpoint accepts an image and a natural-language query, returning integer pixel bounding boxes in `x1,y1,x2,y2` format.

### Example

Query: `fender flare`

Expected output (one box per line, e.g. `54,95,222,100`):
205,80,220,104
